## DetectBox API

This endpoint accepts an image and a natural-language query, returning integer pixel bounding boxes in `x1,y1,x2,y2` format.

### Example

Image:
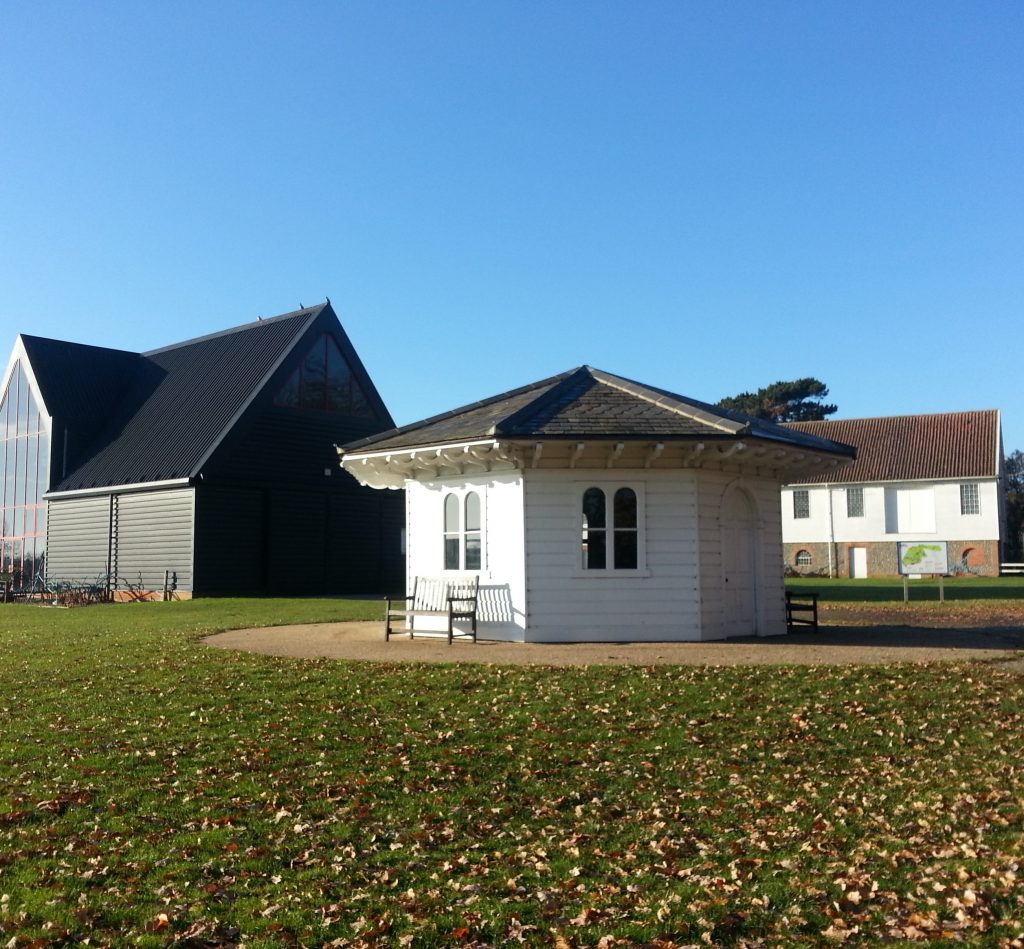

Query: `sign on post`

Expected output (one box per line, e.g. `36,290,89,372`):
898,541,948,575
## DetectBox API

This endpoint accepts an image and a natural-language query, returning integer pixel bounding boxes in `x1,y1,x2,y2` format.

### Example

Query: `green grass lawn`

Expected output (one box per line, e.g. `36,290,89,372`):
1,599,1022,946
786,575,1024,604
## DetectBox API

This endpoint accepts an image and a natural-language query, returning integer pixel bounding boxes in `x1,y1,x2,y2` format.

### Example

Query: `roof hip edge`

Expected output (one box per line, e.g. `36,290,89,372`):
142,302,327,356
586,367,747,435
342,367,582,452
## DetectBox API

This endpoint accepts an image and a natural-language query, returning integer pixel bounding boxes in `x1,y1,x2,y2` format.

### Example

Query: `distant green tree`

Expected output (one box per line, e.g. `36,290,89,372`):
717,378,838,423
1006,449,1024,562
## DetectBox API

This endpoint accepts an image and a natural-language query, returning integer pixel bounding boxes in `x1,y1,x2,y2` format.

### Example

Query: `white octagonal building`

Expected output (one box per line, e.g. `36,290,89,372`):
340,366,854,642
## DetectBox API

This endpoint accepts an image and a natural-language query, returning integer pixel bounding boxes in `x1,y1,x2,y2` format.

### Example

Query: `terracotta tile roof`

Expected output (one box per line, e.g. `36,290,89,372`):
783,410,1000,484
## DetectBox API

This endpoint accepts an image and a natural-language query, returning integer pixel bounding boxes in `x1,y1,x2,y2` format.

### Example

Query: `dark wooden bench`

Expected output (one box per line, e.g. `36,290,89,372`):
785,591,819,630
385,576,479,644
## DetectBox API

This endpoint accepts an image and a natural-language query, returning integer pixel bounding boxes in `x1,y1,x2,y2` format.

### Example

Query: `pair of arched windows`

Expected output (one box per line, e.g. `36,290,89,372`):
581,486,638,570
443,491,481,571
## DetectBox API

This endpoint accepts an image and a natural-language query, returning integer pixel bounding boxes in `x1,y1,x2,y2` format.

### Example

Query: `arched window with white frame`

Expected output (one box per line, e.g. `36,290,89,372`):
581,485,641,571
443,489,484,571
464,492,481,570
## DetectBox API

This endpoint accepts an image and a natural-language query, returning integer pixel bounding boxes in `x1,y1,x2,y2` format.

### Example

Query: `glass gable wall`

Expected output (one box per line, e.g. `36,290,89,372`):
1,360,49,587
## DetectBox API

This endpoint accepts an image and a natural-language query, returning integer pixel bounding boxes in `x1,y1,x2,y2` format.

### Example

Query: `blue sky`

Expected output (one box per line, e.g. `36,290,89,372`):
2,1,1022,452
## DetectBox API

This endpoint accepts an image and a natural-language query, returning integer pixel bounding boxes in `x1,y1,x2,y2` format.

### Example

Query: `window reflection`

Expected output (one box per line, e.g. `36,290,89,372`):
275,334,375,417
464,492,481,570
443,490,484,571
582,487,607,569
0,361,48,587
582,486,639,570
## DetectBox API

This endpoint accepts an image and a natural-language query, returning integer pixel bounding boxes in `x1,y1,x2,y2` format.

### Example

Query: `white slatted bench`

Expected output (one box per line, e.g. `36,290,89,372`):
385,576,479,644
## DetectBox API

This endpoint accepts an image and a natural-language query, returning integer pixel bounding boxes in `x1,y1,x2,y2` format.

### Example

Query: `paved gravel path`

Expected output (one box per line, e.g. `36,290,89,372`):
205,621,1024,668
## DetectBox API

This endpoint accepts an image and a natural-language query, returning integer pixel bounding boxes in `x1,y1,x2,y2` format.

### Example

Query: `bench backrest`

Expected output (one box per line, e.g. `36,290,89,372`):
410,575,479,610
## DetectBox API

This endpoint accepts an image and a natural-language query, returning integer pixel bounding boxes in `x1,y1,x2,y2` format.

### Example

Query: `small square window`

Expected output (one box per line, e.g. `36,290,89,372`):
960,483,980,516
793,489,810,519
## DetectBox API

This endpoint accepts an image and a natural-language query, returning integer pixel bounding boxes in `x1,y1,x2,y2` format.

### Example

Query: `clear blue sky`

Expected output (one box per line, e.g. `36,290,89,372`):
2,1,1022,452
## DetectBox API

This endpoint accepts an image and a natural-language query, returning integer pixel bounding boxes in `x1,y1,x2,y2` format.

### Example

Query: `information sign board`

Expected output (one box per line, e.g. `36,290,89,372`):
898,541,948,575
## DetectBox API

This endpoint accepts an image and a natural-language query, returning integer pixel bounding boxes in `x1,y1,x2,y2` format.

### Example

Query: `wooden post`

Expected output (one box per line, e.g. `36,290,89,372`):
903,576,909,603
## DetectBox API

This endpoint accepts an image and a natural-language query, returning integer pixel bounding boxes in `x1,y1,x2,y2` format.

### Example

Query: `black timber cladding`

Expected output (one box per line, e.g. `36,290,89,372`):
30,301,404,596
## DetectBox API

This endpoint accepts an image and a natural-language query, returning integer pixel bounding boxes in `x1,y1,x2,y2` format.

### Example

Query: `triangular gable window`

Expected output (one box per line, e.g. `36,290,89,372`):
1,360,49,586
275,334,375,417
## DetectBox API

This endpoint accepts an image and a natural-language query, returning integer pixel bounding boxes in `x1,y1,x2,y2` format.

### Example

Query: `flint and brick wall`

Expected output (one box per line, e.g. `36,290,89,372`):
784,540,1000,577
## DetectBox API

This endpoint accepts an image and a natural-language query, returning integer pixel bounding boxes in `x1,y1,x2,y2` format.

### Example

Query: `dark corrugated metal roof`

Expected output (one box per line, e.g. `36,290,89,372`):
783,410,1000,484
52,305,324,490
20,336,141,421
343,366,857,459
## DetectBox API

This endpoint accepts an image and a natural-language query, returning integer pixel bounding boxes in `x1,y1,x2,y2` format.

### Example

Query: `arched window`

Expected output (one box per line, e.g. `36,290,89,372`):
581,487,606,569
795,549,813,567
443,490,483,571
613,488,638,569
961,547,983,569
581,486,640,570
464,492,481,570
443,494,460,570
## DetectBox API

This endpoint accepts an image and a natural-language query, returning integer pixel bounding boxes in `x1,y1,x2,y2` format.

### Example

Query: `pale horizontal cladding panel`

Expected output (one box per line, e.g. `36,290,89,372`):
114,488,195,591
527,621,704,643
46,495,112,585
524,468,701,640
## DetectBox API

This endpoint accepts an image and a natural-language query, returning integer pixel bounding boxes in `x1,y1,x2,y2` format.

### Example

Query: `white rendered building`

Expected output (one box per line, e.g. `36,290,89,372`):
781,411,1004,577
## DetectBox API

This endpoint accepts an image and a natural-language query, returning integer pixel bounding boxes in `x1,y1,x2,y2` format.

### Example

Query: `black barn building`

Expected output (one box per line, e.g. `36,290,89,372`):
0,301,403,596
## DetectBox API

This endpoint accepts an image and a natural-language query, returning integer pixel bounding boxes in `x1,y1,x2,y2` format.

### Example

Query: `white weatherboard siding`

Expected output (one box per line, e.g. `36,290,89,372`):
782,480,1000,545
523,469,702,642
404,472,526,641
402,466,791,643
699,472,786,641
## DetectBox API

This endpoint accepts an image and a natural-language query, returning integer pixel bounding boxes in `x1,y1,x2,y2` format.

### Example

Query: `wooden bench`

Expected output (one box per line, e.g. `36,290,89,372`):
385,576,479,644
785,591,819,630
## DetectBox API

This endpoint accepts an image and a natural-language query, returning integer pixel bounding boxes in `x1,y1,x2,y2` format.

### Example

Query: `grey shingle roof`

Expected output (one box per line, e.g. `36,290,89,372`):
783,411,1000,484
50,305,325,491
343,366,856,458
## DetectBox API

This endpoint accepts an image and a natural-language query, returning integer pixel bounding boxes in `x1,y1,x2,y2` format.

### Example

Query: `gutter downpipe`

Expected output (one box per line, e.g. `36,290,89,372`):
826,484,836,578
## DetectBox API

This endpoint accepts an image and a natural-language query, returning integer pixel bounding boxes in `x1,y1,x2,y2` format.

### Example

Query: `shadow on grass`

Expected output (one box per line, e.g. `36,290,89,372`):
785,577,1024,603
758,625,1024,651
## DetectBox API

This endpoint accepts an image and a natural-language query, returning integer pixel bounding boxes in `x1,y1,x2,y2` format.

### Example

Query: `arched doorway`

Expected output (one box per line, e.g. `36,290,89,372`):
721,488,758,636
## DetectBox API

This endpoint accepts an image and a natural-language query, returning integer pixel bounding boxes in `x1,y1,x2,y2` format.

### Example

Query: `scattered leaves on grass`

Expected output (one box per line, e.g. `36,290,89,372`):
0,599,1022,945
